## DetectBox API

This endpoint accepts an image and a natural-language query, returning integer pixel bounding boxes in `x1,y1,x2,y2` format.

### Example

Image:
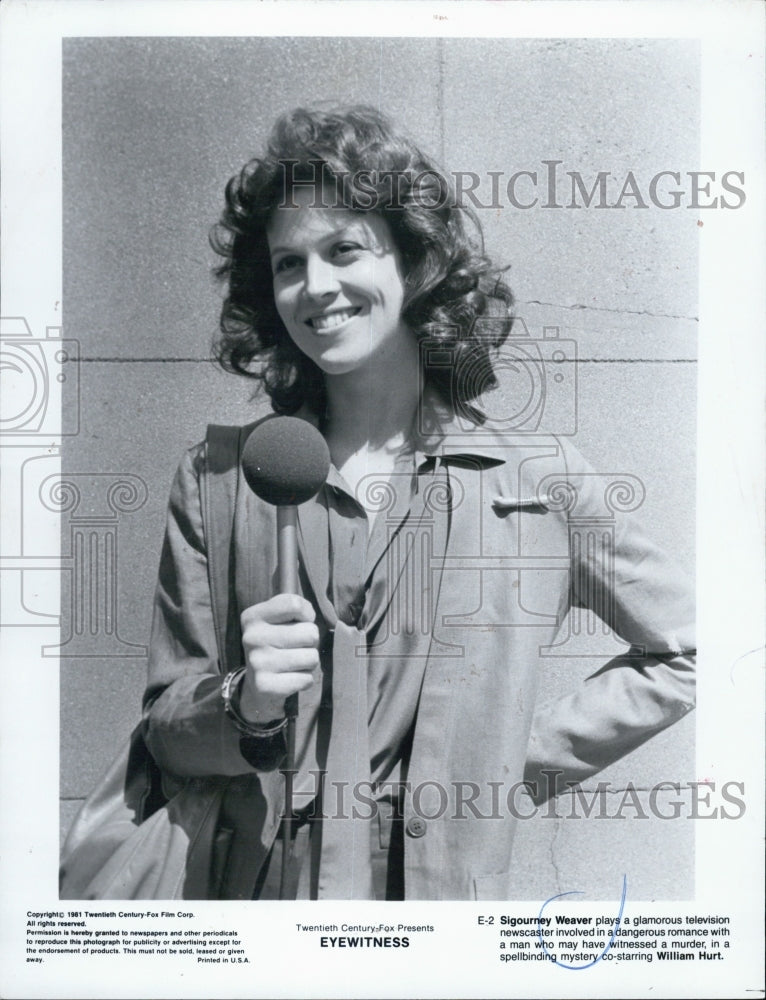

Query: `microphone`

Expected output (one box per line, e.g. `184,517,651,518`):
240,415,330,897
241,414,331,596
241,414,331,508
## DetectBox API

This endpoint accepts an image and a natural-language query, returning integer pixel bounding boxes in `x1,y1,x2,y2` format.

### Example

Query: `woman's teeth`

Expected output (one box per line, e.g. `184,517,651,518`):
309,308,359,331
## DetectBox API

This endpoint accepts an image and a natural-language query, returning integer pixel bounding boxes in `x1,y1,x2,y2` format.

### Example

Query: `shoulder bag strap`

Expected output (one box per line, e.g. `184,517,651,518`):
201,423,252,674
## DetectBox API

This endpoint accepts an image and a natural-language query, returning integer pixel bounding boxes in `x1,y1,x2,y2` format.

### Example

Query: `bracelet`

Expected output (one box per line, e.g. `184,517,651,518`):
221,668,288,739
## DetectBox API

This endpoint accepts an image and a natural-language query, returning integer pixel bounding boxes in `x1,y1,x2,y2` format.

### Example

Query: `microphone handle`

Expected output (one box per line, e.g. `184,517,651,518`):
276,505,298,900
276,505,300,721
276,505,299,594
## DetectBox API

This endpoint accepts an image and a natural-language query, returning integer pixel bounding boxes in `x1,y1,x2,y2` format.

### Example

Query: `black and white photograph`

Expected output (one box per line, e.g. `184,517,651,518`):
0,2,763,998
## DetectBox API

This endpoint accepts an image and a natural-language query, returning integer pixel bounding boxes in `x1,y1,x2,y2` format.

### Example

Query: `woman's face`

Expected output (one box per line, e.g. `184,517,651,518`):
267,188,412,378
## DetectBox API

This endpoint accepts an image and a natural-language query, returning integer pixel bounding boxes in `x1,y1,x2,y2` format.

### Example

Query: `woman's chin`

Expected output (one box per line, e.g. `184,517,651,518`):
312,351,376,378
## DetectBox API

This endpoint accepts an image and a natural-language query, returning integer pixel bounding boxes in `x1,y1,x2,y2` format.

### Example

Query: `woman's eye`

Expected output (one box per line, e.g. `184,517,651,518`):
332,242,362,258
274,255,302,275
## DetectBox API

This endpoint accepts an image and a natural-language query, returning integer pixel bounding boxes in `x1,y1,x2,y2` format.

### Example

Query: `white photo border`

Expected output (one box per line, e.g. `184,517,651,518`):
1,2,763,998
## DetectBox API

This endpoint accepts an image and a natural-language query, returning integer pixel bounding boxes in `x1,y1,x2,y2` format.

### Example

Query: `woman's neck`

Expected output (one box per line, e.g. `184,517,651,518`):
323,365,421,458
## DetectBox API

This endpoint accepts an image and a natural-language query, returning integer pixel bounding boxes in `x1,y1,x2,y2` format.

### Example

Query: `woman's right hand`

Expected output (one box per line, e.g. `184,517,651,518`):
238,594,320,723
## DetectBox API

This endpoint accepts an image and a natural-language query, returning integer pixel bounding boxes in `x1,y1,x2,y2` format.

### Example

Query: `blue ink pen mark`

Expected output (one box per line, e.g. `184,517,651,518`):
537,874,627,970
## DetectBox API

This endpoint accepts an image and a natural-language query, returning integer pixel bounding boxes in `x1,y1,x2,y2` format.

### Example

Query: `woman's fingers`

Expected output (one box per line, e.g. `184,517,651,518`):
244,644,319,674
238,594,321,719
242,620,319,651
241,593,316,627
248,670,316,699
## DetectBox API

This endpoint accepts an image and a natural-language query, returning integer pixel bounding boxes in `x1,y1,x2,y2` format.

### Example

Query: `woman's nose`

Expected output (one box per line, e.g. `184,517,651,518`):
304,254,339,299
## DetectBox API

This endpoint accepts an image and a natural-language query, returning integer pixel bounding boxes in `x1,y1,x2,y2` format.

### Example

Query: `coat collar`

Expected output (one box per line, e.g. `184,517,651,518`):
413,386,507,465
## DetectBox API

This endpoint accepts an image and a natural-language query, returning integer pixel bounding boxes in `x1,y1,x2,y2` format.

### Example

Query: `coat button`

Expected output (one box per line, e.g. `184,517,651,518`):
406,817,427,838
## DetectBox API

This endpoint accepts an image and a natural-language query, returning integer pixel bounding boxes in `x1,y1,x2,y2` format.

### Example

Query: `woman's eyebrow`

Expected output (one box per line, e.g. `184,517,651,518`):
269,221,371,259
268,243,297,257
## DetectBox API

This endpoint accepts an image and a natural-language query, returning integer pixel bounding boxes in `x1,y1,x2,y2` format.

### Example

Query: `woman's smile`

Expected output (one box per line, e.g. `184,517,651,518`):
306,305,362,333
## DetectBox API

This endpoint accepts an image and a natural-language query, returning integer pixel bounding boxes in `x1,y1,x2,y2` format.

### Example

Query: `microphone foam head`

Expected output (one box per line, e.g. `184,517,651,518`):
241,416,330,506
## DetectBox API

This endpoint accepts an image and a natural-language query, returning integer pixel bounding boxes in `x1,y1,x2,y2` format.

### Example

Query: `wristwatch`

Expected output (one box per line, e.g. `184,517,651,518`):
221,668,288,738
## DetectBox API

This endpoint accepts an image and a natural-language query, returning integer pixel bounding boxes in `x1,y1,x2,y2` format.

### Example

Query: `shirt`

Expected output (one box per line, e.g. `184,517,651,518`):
287,451,431,815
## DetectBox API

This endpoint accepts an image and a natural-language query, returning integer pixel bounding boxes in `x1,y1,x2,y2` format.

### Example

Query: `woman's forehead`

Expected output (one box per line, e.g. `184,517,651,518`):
267,188,394,251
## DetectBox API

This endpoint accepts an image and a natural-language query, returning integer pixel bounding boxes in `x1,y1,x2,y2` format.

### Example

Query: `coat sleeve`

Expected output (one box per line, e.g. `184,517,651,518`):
142,445,284,777
523,439,696,801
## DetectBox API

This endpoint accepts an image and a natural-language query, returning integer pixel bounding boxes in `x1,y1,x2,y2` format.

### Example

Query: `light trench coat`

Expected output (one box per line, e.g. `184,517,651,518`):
143,399,695,900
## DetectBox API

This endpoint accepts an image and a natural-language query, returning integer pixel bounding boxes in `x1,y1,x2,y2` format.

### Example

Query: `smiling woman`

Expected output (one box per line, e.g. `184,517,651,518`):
61,104,696,903
210,106,513,419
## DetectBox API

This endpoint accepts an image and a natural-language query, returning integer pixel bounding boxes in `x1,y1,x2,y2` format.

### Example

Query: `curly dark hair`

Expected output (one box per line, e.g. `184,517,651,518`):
211,105,513,417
